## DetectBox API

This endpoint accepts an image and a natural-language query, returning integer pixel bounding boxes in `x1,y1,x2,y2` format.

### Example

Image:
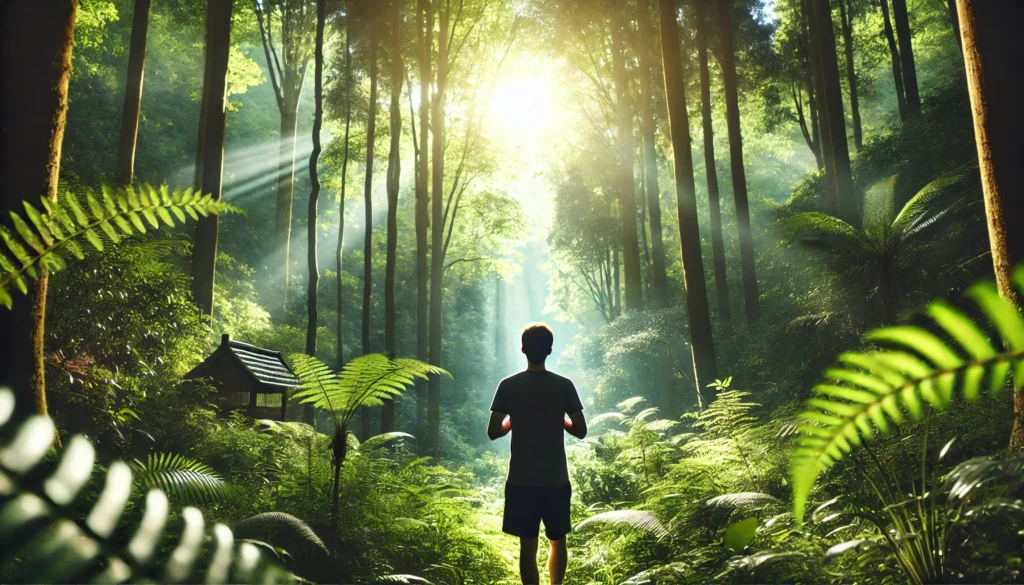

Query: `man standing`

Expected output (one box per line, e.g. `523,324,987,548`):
487,323,587,585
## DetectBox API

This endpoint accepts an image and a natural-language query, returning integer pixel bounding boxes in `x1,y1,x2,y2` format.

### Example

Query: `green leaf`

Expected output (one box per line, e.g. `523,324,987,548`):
11,213,44,254
22,202,53,246
64,193,90,227
85,192,105,220
723,517,758,552
83,228,104,252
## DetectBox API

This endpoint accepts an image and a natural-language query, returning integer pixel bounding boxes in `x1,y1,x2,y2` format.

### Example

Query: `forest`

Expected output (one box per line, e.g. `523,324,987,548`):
0,0,1022,582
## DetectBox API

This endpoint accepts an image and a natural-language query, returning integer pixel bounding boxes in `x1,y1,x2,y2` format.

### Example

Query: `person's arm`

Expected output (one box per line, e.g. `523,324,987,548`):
488,411,511,440
565,410,587,439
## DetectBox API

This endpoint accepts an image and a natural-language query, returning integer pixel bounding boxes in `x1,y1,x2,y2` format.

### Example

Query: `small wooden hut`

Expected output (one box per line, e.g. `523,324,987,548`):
185,334,298,421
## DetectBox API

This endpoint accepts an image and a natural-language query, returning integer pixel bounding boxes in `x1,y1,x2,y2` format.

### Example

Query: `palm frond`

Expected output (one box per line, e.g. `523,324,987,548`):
0,184,227,309
232,512,328,556
0,389,290,583
575,510,668,538
790,267,1024,522
130,452,234,506
891,163,977,239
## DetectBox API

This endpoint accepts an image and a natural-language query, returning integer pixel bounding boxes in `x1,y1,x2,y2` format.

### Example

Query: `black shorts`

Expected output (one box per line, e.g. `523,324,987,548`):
502,482,572,540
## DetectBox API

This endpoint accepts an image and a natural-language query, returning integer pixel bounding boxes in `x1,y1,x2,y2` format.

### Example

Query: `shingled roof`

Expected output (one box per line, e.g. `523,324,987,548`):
227,339,299,388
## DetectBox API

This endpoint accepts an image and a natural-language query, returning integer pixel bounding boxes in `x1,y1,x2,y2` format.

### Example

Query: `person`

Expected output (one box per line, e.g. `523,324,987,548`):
487,323,587,585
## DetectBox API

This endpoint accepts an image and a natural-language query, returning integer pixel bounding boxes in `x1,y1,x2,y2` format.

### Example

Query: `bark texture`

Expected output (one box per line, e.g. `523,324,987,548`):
656,0,718,406
191,0,234,318
955,0,1024,447
116,0,151,184
0,0,78,417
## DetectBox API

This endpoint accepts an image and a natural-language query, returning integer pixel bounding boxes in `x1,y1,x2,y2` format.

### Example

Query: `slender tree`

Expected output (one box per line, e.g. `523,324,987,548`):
303,0,326,426
717,0,760,321
0,0,78,417
254,0,315,315
878,0,908,121
946,0,962,53
955,0,1024,446
794,0,823,169
361,0,380,441
808,0,858,225
695,0,731,326
116,0,152,184
837,0,862,152
634,0,669,305
890,0,920,116
381,0,404,433
427,0,449,458
656,0,718,407
336,0,353,372
415,0,433,440
191,0,235,318
609,0,644,312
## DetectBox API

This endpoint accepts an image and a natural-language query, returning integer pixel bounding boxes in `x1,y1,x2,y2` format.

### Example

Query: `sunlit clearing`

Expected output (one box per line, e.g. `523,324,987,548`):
485,61,556,150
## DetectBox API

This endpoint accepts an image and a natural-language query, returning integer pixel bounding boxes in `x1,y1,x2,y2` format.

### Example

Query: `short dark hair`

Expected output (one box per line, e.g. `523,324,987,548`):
521,323,554,364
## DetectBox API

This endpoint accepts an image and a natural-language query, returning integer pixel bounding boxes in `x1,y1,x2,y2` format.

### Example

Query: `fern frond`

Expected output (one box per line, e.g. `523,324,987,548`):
588,412,628,427
0,184,226,309
130,452,234,506
232,512,328,556
575,510,668,538
0,389,290,583
791,268,1024,523
782,212,876,262
892,163,977,239
358,431,414,452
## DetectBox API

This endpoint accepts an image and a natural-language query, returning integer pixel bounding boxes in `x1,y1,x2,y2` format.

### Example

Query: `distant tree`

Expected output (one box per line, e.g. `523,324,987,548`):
633,0,669,306
381,0,403,434
116,0,152,184
415,0,432,440
191,0,235,318
361,0,379,441
335,0,354,372
890,0,920,116
878,0,908,120
609,0,643,312
836,0,862,152
656,0,718,407
717,0,760,321
695,0,731,326
0,0,79,417
955,0,1024,446
253,0,315,315
303,0,326,425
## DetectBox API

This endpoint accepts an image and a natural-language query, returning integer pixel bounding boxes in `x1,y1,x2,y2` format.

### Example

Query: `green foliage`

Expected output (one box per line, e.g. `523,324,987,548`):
232,512,329,556
791,267,1024,523
722,517,759,552
130,452,234,506
0,184,227,308
576,510,668,538
0,389,291,584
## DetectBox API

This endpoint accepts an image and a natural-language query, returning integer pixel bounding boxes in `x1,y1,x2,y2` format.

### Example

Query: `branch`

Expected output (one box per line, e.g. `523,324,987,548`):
254,0,285,110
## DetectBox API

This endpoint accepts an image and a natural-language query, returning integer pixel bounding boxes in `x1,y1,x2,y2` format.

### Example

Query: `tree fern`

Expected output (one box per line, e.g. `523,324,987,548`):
130,452,234,506
0,389,291,583
0,184,228,308
791,267,1024,522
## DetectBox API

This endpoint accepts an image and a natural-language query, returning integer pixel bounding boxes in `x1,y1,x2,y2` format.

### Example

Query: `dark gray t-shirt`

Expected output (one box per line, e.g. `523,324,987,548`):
490,370,584,487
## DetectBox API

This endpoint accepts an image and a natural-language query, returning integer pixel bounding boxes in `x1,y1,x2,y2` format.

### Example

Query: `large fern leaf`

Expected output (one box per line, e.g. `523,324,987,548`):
0,389,290,583
232,512,328,556
130,452,234,506
791,268,1024,522
0,184,228,308
575,510,668,538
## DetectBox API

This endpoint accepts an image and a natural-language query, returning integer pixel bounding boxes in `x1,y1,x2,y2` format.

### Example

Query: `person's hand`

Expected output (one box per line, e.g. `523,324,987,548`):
563,414,573,430
501,415,512,433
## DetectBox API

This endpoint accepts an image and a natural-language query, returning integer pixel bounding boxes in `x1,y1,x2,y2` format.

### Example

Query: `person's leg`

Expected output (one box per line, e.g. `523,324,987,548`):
519,537,539,585
548,538,567,585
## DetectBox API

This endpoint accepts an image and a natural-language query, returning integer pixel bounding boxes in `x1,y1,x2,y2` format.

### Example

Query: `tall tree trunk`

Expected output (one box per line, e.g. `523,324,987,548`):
890,0,920,116
879,0,908,120
427,0,449,458
303,0,326,426
696,0,731,327
190,0,234,318
718,0,760,322
610,1,644,312
273,106,299,314
0,0,78,417
416,0,432,445
635,0,669,305
382,0,403,434
810,0,857,225
955,0,1024,447
796,0,824,169
361,4,379,441
337,0,353,372
116,0,151,184
806,0,838,207
656,0,718,406
837,0,862,152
